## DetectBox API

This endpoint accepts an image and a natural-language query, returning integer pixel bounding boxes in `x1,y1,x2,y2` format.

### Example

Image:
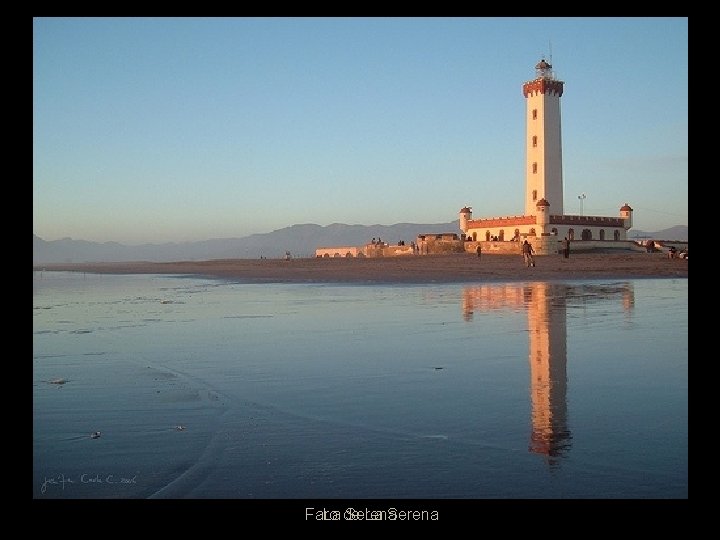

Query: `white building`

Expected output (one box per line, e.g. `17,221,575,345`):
459,59,633,254
316,57,635,258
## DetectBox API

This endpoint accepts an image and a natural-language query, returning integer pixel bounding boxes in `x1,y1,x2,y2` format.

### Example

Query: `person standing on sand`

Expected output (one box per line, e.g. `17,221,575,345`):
476,245,481,259
522,240,535,267
563,237,570,259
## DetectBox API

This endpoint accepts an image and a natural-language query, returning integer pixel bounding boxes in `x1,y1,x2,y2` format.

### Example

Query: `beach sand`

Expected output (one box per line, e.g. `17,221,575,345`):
35,251,687,283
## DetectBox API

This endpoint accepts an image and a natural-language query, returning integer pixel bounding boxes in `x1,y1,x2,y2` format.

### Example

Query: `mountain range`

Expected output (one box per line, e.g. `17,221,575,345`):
33,223,688,264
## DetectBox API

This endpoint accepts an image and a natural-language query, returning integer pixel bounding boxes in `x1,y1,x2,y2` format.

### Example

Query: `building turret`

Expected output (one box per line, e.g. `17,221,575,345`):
459,206,472,233
619,203,633,230
536,198,551,235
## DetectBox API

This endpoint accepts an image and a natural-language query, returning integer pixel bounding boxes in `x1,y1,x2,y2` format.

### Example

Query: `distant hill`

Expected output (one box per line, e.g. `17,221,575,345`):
33,221,462,263
33,222,689,264
628,225,688,242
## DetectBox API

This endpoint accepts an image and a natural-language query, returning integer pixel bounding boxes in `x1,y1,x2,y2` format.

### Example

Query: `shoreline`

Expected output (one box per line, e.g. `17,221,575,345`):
33,252,688,284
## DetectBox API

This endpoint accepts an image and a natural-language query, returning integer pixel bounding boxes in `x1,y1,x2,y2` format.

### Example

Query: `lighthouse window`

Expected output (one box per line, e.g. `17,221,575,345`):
532,162,537,174
532,109,537,120
532,136,537,147
532,190,537,201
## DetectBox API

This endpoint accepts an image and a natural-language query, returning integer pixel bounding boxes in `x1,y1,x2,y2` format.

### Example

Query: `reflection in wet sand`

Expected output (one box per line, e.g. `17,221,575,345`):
35,273,682,497
462,282,634,467
526,283,571,467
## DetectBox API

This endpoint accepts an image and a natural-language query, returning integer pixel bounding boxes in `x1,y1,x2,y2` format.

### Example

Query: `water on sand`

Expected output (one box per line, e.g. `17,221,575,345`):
33,272,687,498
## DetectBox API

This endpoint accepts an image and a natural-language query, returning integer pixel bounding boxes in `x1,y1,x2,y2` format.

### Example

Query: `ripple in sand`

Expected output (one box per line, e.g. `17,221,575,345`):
419,434,448,441
222,315,274,319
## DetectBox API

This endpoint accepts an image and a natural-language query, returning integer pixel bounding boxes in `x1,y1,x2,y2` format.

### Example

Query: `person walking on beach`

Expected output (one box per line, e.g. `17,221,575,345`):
562,237,570,259
522,240,535,267
476,245,481,259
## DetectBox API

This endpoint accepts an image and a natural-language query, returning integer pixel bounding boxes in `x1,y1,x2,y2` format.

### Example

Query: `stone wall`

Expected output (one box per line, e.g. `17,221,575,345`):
464,239,640,256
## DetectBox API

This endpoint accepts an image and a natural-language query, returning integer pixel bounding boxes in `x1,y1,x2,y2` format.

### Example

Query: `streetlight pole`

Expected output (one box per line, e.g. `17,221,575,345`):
578,193,586,216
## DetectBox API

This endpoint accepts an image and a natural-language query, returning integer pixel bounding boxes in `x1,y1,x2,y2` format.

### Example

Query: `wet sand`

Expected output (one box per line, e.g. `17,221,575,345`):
33,263,687,499
34,251,687,283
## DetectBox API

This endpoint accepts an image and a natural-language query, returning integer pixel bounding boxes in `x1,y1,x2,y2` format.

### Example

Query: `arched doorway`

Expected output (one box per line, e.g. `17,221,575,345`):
499,230,505,241
485,231,491,241
568,228,575,241
614,229,620,240
599,229,605,240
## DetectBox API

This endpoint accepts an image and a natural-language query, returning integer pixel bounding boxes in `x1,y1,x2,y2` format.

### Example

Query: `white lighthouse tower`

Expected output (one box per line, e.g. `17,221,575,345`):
523,59,565,217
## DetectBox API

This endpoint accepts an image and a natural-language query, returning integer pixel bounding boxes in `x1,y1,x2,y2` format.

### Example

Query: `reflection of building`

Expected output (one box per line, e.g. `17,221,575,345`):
462,282,634,467
461,283,526,321
526,283,571,465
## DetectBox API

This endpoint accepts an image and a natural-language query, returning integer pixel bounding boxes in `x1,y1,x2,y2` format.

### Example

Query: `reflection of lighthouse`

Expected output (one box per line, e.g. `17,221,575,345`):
526,283,571,465
461,281,634,468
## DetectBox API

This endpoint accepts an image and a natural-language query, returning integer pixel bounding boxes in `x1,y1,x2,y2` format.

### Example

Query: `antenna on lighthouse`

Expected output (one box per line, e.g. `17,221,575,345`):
549,39,553,64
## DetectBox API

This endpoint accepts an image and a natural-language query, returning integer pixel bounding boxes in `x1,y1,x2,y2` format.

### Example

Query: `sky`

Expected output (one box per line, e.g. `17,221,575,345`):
33,17,688,244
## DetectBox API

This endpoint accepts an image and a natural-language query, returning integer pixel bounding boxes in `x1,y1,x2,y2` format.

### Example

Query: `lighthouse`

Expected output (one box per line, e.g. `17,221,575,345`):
523,59,565,217
319,56,635,258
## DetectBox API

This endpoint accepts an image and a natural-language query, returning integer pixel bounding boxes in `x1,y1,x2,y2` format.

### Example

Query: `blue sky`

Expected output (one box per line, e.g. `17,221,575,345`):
33,17,687,244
